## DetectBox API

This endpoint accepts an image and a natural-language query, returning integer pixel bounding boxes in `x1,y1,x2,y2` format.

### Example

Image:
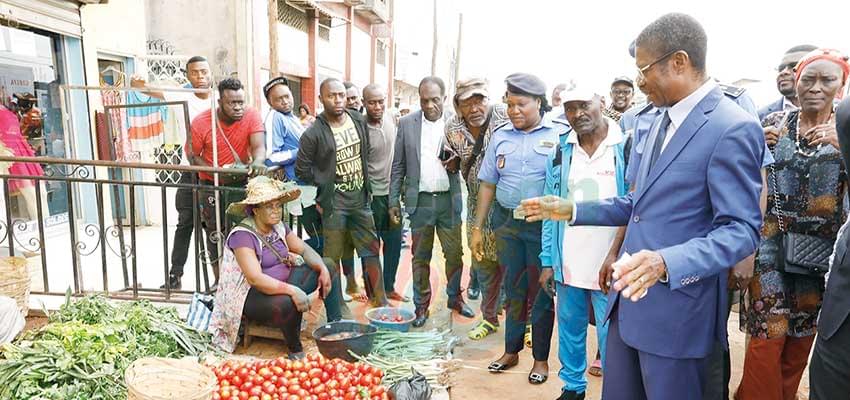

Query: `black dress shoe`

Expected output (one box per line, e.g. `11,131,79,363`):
412,309,429,328
448,300,475,318
159,274,182,290
556,390,585,400
468,286,480,300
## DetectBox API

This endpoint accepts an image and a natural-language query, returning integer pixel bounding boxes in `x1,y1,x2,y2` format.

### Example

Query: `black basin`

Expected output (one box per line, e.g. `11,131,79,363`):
312,321,377,362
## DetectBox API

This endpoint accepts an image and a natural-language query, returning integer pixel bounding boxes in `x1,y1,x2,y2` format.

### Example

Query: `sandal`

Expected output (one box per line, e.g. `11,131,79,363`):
487,359,518,373
588,358,602,377
524,324,532,348
528,372,548,384
467,320,498,340
288,351,306,360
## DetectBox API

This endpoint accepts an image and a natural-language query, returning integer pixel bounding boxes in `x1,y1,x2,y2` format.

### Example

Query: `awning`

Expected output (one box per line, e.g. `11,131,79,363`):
0,0,83,37
285,0,339,20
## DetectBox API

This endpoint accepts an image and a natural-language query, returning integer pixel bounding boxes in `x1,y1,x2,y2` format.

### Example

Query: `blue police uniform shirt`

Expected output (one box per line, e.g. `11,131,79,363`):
621,103,662,185
265,110,305,181
478,117,569,209
623,86,774,185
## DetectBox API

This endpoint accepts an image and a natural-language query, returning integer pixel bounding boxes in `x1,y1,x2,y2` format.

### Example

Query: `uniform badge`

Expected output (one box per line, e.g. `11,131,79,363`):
497,155,505,169
540,140,556,148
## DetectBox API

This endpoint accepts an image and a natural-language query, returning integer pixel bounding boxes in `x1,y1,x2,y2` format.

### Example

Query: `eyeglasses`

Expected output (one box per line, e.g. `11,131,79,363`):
636,49,681,81
258,201,284,213
776,62,796,72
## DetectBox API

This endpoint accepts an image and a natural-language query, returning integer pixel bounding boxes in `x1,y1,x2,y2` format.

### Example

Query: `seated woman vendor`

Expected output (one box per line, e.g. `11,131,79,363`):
210,176,344,358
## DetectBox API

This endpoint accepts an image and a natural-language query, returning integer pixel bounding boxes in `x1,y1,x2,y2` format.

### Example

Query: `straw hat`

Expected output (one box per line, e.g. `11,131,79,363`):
226,176,301,217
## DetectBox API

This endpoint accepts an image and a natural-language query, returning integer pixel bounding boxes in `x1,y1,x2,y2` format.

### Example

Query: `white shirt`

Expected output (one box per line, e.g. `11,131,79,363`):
419,117,450,193
782,97,798,112
164,91,213,123
562,119,623,290
661,79,719,152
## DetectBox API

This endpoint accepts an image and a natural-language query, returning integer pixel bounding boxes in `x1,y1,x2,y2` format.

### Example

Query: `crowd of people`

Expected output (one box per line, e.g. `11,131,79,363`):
136,11,850,400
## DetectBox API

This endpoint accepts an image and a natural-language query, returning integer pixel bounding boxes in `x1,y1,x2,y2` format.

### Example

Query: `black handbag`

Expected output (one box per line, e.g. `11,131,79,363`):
769,115,833,277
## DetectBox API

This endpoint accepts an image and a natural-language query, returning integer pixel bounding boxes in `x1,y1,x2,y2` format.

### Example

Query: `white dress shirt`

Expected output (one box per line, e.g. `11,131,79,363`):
419,117,450,193
660,79,718,152
782,97,798,112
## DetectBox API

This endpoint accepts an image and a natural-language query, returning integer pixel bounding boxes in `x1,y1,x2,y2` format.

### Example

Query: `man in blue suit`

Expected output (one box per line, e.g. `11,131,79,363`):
757,45,818,121
521,13,765,399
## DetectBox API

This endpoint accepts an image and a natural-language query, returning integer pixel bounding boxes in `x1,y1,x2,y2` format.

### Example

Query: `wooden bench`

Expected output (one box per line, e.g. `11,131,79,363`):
242,291,321,348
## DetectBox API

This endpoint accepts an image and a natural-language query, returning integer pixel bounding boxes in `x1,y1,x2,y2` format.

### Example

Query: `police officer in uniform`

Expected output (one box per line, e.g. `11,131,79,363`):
472,73,569,385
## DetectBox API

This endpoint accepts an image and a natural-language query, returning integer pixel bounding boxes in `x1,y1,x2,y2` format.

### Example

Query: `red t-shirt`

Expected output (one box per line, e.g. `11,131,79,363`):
189,108,263,180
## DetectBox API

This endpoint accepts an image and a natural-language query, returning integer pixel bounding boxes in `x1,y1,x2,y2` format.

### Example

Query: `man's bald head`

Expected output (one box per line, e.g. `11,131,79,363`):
362,84,386,123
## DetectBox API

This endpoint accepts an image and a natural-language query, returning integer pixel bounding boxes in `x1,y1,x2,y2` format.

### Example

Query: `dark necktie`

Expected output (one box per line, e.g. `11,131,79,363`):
648,111,672,171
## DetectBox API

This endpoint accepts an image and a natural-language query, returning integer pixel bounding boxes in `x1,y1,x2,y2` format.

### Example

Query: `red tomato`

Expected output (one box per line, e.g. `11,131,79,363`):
220,379,231,388
343,392,356,400
321,372,330,382
237,368,251,381
249,387,263,397
287,396,299,400
359,375,372,387
232,376,243,386
292,361,304,371
261,395,272,400
308,368,323,379
258,367,272,379
252,375,265,385
241,382,254,392
263,383,276,395
213,394,221,400
288,384,302,395
238,392,249,400
248,397,259,400
271,366,284,376
339,378,351,391
369,367,382,378
326,379,339,390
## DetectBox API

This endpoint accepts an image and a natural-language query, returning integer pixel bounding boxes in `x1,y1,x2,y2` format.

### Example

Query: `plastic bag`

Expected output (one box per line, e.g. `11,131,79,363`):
388,369,432,400
0,296,25,344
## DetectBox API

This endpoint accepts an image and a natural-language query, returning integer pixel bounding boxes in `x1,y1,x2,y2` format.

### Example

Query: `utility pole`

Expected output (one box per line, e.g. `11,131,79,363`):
269,0,280,75
453,13,462,88
430,0,437,76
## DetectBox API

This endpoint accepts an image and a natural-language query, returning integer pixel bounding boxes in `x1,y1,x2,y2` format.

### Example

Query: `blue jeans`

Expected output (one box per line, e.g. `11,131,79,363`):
493,204,554,359
556,282,609,392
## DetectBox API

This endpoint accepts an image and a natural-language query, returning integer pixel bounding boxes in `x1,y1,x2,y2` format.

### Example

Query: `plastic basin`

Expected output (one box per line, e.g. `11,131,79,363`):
312,321,377,362
365,307,416,332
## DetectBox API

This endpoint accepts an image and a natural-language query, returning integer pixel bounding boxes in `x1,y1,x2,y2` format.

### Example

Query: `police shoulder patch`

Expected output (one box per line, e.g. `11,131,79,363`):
720,83,746,99
634,103,655,116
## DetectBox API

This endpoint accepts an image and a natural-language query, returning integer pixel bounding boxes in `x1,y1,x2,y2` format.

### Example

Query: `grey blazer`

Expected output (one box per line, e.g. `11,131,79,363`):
389,110,462,217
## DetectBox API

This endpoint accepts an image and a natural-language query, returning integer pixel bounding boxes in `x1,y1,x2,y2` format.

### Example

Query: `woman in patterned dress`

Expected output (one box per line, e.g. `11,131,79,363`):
737,49,850,400
445,78,508,340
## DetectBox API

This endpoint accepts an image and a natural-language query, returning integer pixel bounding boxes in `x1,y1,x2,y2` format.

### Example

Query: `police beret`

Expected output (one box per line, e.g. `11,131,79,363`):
504,73,546,97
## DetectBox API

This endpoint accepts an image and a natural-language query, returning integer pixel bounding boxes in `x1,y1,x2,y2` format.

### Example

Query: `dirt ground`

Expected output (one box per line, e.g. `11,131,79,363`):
21,233,813,400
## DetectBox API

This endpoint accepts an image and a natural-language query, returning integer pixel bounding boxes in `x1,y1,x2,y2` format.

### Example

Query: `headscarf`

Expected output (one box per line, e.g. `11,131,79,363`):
795,48,850,99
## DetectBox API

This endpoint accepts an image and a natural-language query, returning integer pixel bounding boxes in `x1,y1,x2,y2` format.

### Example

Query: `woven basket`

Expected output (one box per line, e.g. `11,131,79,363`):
0,257,30,316
125,357,217,400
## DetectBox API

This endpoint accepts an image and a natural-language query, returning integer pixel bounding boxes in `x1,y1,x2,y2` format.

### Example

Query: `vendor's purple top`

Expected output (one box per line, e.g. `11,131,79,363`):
227,225,292,282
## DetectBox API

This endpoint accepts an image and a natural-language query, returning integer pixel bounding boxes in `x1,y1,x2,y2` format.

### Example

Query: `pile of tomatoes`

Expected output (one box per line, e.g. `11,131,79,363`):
376,314,405,323
211,354,387,400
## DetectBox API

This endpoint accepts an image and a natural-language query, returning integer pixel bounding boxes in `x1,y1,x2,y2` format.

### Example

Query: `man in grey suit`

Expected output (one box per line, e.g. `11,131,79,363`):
389,76,475,327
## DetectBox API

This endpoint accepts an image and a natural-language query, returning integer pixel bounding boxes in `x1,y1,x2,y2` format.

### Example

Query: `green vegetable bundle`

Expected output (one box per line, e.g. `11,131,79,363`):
352,329,460,389
0,294,216,400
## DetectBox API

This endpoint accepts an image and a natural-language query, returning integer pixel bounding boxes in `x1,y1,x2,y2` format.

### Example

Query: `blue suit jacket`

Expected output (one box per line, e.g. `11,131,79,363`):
757,97,784,122
574,87,765,359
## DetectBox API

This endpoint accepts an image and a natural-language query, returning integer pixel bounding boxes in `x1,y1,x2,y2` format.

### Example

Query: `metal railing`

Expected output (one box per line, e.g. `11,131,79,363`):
0,155,290,303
